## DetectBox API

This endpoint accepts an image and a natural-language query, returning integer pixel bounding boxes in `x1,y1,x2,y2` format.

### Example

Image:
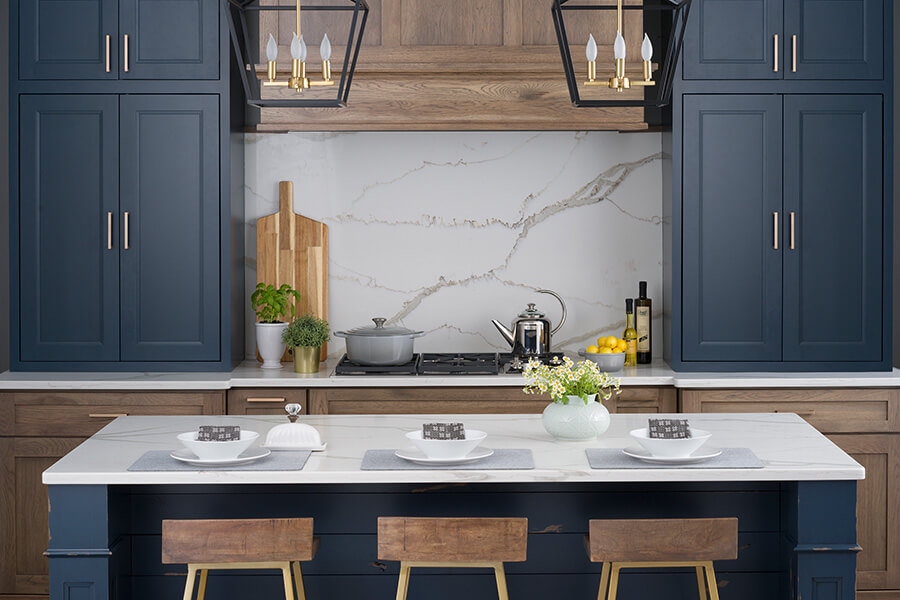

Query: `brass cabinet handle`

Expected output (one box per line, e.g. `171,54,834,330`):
789,211,796,249
105,35,111,72
773,211,779,249
124,212,131,249
107,212,113,250
775,409,816,417
773,34,779,72
124,34,130,72
89,413,128,418
792,35,797,72
247,397,287,403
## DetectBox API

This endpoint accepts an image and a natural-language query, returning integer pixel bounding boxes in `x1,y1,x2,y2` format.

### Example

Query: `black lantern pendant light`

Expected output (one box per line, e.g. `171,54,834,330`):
226,0,369,108
552,0,692,108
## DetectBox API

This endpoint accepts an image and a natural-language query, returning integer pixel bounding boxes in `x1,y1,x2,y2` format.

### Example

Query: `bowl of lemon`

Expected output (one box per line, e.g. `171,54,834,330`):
579,336,627,372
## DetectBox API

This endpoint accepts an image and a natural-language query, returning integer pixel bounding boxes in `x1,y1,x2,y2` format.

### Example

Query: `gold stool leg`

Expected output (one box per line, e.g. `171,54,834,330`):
492,562,510,600
196,569,209,600
695,565,707,600
597,562,611,600
607,564,621,600
292,561,307,600
282,562,295,600
395,562,411,600
182,565,197,600
704,562,720,600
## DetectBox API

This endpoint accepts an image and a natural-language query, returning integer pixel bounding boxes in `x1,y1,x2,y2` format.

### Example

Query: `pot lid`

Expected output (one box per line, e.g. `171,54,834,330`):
517,303,545,318
337,317,423,337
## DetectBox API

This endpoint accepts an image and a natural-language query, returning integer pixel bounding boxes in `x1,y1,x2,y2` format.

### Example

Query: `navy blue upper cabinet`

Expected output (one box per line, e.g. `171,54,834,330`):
784,0,883,79
119,95,220,361
18,95,120,361
682,95,784,361
682,0,783,79
119,0,219,79
19,0,119,79
782,95,883,361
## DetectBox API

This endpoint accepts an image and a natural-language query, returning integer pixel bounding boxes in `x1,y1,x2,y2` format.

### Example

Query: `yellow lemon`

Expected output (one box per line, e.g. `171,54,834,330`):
606,337,619,348
598,347,613,354
596,336,608,347
616,342,626,353
586,345,600,354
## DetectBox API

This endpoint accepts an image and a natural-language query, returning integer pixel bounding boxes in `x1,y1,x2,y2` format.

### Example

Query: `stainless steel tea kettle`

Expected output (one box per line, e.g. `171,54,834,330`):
491,289,567,355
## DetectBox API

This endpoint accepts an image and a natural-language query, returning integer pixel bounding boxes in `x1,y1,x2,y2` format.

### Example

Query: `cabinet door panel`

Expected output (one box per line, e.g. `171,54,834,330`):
682,0,783,79
682,95,783,361
18,95,120,362
120,95,220,361
19,0,119,79
783,95,882,362
119,0,219,79
784,0,883,79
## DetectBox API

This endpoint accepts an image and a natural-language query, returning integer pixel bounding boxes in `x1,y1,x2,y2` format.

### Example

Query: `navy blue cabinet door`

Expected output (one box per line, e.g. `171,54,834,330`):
119,95,220,361
119,0,219,79
682,95,783,361
784,0,883,79
18,0,119,79
682,0,783,79
19,95,120,361
782,95,883,361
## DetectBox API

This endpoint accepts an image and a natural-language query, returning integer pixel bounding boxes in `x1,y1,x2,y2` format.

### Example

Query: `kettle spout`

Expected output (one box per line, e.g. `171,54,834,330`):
491,320,516,348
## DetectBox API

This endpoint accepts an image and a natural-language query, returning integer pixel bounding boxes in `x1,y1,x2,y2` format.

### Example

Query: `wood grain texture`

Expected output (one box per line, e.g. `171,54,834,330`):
162,518,317,564
227,389,308,416
377,517,527,562
257,181,328,361
587,518,739,562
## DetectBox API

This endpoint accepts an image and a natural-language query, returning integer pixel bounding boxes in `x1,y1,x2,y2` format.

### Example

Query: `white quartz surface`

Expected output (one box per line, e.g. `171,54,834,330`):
4,360,900,390
42,413,864,485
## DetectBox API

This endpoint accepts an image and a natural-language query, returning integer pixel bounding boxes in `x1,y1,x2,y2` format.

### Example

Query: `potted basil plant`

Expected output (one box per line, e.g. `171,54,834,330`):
282,314,331,373
251,283,301,369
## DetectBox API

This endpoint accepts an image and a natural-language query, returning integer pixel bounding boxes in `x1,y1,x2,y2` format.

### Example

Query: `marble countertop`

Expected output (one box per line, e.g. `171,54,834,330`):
3,359,900,390
42,413,864,485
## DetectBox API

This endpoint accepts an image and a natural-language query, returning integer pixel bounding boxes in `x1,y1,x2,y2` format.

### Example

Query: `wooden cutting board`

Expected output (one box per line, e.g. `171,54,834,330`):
256,181,328,361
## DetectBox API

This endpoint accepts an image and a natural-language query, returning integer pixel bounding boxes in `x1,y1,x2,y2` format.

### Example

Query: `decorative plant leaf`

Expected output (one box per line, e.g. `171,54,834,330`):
251,282,302,323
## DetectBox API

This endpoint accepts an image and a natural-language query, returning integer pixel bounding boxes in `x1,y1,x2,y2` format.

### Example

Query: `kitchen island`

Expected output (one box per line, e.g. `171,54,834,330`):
43,413,862,600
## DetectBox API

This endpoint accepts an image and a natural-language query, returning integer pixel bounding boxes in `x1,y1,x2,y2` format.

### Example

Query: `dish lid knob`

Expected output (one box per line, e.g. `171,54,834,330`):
285,403,302,423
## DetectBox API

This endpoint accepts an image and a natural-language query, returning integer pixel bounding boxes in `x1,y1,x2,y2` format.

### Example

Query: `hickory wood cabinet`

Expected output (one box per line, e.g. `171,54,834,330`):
681,388,900,594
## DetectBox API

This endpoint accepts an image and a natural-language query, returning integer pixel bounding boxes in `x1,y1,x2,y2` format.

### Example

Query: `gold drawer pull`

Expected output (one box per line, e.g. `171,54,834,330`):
773,34,779,72
89,413,129,418
774,409,816,417
772,211,779,250
247,397,287,403
791,35,798,72
124,34,130,72
105,34,111,72
124,211,131,249
107,212,114,250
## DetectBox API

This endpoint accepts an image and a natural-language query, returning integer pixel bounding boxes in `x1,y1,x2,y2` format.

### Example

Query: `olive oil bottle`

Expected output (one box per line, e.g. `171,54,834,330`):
623,299,637,367
635,281,652,364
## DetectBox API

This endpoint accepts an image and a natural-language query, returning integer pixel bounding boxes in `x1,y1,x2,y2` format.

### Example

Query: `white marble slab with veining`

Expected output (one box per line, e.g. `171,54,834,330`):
42,413,864,485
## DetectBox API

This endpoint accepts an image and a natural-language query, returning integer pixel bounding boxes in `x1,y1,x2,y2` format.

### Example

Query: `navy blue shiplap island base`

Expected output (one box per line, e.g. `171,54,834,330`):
42,414,863,600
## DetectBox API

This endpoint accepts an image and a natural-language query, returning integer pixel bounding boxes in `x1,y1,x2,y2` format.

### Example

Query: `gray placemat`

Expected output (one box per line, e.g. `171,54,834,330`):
586,447,763,469
361,449,534,470
128,449,312,471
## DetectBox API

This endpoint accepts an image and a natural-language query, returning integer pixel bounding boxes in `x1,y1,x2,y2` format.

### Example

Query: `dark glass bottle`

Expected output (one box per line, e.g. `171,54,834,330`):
635,281,652,364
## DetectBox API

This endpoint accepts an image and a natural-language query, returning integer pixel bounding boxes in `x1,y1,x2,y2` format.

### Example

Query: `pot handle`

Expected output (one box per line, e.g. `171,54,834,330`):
333,331,348,338
538,289,567,335
412,331,426,338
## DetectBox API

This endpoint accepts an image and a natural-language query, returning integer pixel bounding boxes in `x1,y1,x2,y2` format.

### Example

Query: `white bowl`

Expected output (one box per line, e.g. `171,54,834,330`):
578,349,626,373
405,429,487,460
177,430,259,461
628,428,712,458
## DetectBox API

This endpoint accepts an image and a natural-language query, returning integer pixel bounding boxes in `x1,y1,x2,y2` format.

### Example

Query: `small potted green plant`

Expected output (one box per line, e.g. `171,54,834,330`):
282,314,331,373
251,283,301,369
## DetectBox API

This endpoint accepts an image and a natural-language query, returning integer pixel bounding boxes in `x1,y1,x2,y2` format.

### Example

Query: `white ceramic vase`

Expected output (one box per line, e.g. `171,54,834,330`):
256,322,290,369
542,395,611,440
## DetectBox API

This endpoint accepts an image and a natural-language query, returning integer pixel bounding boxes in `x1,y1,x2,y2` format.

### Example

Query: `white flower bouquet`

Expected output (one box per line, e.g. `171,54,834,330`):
522,356,621,404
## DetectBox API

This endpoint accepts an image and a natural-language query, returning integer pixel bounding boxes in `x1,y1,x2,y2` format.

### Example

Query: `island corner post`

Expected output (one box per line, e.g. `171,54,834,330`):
45,479,859,600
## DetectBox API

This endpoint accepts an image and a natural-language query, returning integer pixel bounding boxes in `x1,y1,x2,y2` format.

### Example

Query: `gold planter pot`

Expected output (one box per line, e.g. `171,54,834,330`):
292,346,322,373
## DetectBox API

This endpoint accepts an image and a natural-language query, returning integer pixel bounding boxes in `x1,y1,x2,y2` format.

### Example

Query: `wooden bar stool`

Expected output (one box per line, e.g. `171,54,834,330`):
377,517,528,600
585,518,738,600
162,518,319,600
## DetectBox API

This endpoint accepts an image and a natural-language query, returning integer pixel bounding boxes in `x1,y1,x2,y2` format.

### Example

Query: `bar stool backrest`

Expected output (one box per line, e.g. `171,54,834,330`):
378,517,528,563
162,518,316,564
587,518,738,563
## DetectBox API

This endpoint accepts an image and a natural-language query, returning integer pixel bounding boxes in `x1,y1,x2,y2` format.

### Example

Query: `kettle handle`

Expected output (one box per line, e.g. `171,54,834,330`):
538,289,567,335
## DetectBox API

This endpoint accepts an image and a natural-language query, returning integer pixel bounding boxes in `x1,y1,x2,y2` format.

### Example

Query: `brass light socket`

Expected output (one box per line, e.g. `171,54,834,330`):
642,59,652,82
608,59,630,91
267,60,277,82
290,59,304,90
322,59,332,81
587,60,596,82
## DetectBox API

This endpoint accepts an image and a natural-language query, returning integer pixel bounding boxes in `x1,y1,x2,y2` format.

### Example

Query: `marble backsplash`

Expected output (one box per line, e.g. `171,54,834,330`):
244,131,664,359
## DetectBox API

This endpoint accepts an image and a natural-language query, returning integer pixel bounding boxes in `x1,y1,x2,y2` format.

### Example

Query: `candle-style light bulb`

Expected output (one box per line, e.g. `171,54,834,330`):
298,35,308,62
266,33,278,62
641,33,653,61
291,32,302,60
614,31,626,60
586,34,598,62
320,34,332,61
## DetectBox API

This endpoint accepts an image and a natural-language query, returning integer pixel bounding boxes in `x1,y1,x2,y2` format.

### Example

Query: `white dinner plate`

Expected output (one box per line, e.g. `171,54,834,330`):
622,446,723,465
395,446,494,466
170,447,271,466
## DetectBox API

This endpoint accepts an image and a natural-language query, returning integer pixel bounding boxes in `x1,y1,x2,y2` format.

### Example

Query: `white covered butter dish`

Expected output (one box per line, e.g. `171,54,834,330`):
264,404,326,451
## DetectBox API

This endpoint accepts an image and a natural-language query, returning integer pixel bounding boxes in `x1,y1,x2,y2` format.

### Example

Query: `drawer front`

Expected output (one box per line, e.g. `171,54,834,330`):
1,391,225,437
680,389,900,433
227,389,308,415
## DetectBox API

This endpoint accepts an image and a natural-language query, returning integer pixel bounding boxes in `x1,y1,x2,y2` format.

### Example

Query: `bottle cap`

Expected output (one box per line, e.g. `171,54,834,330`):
626,298,633,311
639,281,647,297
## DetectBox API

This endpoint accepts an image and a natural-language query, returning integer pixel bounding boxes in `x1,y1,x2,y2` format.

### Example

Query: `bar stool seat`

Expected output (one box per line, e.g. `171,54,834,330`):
585,518,738,600
377,517,528,600
162,518,319,600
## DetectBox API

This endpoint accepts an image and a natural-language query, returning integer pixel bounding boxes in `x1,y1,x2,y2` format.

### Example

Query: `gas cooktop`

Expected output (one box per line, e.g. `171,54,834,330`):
333,352,565,376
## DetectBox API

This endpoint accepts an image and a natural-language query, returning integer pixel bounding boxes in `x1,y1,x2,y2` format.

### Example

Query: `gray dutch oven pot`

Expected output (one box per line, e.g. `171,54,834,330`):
335,318,425,365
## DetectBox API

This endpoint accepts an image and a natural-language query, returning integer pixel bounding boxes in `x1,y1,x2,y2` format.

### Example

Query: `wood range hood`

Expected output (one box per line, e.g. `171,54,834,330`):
250,0,656,132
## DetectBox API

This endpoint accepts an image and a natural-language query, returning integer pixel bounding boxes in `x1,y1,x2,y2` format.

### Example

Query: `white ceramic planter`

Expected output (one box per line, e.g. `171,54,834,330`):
542,395,611,440
256,322,290,369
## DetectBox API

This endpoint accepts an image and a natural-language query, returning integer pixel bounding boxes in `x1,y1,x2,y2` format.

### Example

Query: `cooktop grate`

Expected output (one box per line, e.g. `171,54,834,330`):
417,353,500,375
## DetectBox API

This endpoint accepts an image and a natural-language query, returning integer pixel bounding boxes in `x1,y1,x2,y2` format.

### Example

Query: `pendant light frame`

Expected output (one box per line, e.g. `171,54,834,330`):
552,0,692,108
226,0,369,108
